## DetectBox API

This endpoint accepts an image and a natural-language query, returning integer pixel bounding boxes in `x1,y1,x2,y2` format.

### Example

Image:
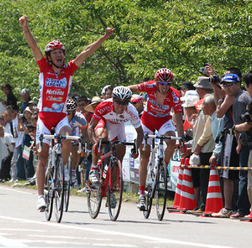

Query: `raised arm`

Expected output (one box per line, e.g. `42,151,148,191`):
216,94,235,118
128,85,140,93
74,28,115,67
19,16,43,61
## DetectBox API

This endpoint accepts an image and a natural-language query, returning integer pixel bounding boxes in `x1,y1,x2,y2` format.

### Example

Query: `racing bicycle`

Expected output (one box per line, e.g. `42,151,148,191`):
87,138,137,221
38,133,81,223
142,133,181,221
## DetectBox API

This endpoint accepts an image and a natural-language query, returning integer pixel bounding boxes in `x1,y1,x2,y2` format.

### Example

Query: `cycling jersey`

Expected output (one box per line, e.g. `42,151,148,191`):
36,57,78,131
92,99,141,129
37,57,78,114
137,81,182,118
69,112,88,136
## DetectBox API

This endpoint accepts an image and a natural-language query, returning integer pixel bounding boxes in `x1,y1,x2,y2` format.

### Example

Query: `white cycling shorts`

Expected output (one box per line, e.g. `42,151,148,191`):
36,116,71,145
142,119,175,146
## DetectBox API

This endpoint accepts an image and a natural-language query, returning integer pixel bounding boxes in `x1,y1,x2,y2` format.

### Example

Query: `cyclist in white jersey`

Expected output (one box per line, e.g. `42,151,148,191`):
19,15,115,211
66,98,89,185
88,86,144,184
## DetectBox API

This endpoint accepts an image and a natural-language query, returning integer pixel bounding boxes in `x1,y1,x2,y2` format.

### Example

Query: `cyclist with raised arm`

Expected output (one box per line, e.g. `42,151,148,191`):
66,98,89,186
88,86,144,204
129,68,184,210
19,15,115,211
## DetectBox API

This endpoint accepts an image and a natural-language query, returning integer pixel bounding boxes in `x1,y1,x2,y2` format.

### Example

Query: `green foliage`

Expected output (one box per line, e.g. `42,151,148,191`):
0,0,251,101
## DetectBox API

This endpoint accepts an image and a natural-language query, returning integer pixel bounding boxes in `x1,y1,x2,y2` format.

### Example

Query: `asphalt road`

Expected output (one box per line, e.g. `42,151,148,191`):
0,185,251,248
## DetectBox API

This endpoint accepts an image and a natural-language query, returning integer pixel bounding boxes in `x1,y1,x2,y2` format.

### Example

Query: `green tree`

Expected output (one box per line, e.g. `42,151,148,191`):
0,0,251,102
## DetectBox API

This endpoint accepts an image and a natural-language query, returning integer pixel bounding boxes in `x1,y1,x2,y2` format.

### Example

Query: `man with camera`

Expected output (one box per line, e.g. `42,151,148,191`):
220,73,252,218
206,66,242,217
233,70,252,214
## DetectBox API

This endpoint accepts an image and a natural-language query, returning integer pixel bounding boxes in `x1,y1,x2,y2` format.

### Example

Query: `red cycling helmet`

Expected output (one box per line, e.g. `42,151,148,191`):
45,40,65,53
154,68,174,82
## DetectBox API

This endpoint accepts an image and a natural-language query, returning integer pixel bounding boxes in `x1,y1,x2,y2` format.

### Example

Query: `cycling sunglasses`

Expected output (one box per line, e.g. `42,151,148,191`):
114,99,129,105
159,81,172,86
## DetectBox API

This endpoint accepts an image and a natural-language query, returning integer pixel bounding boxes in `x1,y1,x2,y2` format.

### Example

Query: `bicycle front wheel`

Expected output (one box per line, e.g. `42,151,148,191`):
143,184,153,219
64,156,72,212
107,158,123,221
155,159,168,221
87,166,102,219
44,166,53,221
54,157,65,223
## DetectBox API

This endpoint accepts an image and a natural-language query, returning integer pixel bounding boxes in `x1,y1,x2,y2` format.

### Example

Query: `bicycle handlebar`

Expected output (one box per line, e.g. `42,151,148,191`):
143,133,182,151
38,134,82,153
97,137,137,154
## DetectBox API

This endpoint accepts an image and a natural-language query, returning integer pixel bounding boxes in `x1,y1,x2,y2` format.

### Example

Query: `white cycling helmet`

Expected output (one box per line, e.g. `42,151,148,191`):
112,86,132,101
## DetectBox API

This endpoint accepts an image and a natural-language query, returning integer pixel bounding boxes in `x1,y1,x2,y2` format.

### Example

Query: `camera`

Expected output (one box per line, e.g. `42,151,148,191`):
199,67,207,74
199,63,209,76
209,75,221,84
241,112,252,124
18,113,24,118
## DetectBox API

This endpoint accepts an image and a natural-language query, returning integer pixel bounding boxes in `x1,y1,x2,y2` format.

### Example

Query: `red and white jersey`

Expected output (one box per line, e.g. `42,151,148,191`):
37,57,78,114
137,81,182,118
92,99,141,128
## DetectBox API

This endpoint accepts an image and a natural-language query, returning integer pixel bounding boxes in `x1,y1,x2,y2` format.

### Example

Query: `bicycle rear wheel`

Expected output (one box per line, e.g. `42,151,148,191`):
143,184,153,219
54,157,65,223
87,168,102,219
155,159,168,221
44,166,53,221
107,159,123,221
64,156,72,212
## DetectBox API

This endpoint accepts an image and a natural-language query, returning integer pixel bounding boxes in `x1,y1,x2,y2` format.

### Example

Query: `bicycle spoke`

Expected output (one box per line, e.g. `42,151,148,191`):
108,159,123,221
143,185,153,219
87,170,102,219
54,158,65,223
64,157,72,212
155,160,168,221
44,165,53,221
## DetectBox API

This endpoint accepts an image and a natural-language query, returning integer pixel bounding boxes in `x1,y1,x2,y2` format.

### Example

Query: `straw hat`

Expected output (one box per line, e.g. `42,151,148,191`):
84,96,103,113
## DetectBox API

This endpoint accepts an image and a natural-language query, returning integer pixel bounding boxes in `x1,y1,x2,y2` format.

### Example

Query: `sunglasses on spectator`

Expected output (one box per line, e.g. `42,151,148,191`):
131,102,137,105
114,100,129,105
222,82,236,87
159,81,172,86
78,103,86,107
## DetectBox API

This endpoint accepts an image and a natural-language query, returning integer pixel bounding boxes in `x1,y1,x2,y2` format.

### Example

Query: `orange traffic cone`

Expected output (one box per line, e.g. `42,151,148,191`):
177,158,197,212
202,167,223,216
167,158,185,211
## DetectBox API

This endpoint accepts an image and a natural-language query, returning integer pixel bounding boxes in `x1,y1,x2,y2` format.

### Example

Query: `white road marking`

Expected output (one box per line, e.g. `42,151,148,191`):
0,215,233,248
0,235,27,247
0,186,33,195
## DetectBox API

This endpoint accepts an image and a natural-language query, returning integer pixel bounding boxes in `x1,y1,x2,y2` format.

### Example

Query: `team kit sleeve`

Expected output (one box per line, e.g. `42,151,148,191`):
92,102,107,122
68,60,79,75
137,80,156,92
36,57,47,72
128,104,142,129
75,113,88,129
171,88,183,114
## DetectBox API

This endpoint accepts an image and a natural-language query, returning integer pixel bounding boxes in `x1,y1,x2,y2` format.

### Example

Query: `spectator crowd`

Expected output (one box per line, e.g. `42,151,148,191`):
0,64,252,218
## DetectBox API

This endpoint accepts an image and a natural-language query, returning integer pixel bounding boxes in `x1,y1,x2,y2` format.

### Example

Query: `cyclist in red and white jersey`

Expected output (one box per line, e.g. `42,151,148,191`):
129,68,184,210
88,86,144,186
19,15,115,211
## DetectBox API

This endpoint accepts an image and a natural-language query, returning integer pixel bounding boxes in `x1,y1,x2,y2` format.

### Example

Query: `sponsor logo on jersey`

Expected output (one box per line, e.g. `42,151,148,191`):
146,83,156,88
149,98,170,110
46,96,63,102
45,77,67,88
171,91,179,103
46,89,64,95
